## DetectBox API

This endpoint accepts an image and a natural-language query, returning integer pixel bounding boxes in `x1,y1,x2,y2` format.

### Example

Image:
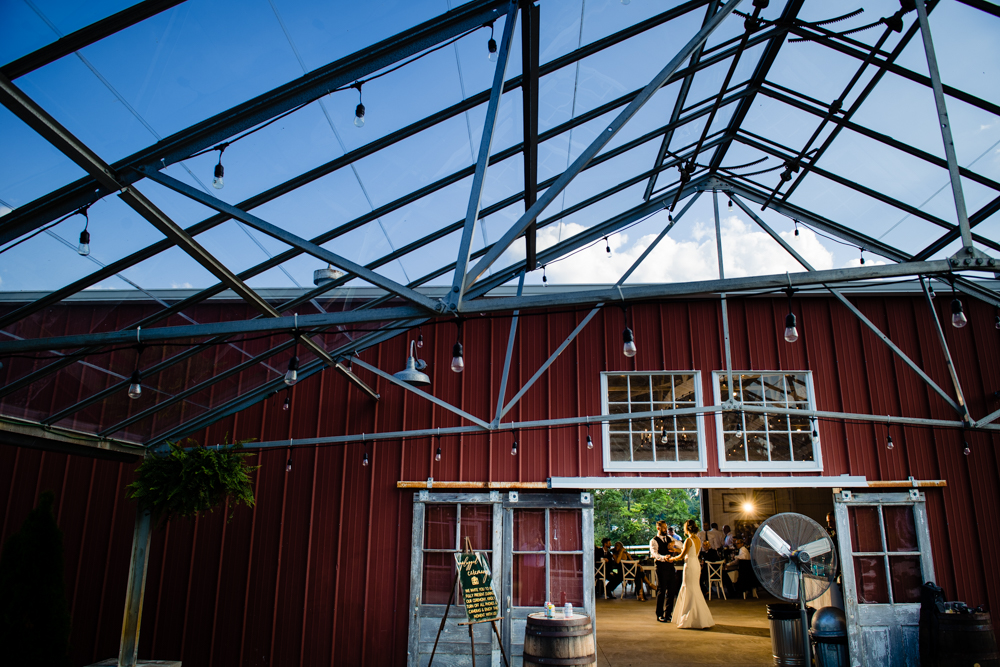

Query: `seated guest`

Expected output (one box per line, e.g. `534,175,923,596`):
613,541,637,598
706,523,726,551
670,525,683,542
723,525,734,549
595,538,617,597
725,538,751,570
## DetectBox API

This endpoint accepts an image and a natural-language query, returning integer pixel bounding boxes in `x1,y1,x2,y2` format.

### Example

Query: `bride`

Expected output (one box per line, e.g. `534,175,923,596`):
667,519,715,629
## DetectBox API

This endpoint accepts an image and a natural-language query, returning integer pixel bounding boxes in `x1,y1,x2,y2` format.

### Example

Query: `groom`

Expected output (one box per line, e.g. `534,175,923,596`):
650,520,680,622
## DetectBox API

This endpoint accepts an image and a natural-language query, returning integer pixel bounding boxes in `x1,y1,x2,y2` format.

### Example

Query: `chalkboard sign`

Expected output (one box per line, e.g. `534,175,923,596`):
455,552,500,624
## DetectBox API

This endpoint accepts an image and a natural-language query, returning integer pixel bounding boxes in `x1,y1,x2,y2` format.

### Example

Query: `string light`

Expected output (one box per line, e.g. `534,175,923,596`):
727,199,733,211
417,328,424,348
859,249,865,265
435,446,442,462
451,321,464,373
886,417,894,450
286,458,292,472
511,439,518,456
995,315,1000,330
283,395,291,411
542,265,547,287
605,237,611,257
622,327,636,357
793,221,799,237
284,354,299,385
951,298,967,328
362,451,370,466
660,423,668,444
212,145,226,189
585,422,594,450
127,369,142,399
77,207,91,256
783,287,798,343
353,82,366,128
928,284,936,299
811,418,818,439
487,23,497,61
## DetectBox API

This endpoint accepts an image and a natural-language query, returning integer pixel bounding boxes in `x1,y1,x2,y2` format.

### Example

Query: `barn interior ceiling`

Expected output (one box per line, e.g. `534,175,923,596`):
0,0,998,453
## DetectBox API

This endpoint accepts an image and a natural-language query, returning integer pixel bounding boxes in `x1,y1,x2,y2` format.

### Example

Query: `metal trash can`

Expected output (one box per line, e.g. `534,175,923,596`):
768,604,814,666
811,606,848,667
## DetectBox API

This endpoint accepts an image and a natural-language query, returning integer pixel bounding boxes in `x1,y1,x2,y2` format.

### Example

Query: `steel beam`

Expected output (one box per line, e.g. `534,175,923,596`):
521,0,540,271
914,194,1000,261
0,0,511,246
499,306,602,419
919,277,972,425
731,194,963,414
449,0,519,310
0,0,711,249
463,0,745,289
2,0,187,80
349,357,490,429
714,191,736,403
226,403,993,451
914,0,973,250
493,272,525,427
118,507,153,667
140,169,441,312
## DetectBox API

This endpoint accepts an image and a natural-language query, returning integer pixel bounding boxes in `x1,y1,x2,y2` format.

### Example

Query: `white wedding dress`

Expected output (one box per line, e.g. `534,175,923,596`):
671,538,715,629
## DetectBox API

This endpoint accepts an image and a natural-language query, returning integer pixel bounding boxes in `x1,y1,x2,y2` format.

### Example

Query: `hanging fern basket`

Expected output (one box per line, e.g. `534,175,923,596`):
126,441,259,525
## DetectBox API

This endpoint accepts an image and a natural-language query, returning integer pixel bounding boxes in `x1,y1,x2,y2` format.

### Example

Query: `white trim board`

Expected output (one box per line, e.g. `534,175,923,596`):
550,476,868,489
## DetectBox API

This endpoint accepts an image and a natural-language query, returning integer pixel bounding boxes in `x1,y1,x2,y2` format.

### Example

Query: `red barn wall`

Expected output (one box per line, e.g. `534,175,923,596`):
1,293,998,666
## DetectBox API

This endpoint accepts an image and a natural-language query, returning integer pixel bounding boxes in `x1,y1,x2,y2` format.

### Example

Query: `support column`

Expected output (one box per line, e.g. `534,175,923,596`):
119,507,153,667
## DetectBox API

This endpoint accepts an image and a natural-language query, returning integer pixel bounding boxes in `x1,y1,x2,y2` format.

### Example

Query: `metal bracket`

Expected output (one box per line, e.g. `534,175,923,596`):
840,490,853,502
720,399,742,411
908,489,921,501
947,246,996,269
508,491,519,503
580,492,592,505
427,477,434,489
419,489,429,501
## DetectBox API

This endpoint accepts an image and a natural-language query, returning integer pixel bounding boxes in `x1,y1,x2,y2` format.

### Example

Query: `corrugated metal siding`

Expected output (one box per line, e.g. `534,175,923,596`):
1,293,999,666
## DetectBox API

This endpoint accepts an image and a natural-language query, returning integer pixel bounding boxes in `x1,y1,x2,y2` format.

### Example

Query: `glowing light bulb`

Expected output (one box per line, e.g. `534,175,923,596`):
127,369,142,399
622,327,637,357
284,355,299,385
451,342,464,373
963,445,971,456
586,435,593,450
354,103,366,128
511,440,518,456
886,435,894,450
735,429,743,439
77,229,90,256
951,299,967,328
435,447,442,462
784,313,799,343
487,38,498,61
660,428,668,444
212,162,225,189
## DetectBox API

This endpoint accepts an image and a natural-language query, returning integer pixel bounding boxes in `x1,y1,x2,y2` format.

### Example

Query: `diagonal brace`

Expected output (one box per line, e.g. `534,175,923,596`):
500,306,602,419
493,272,525,427
731,194,962,414
350,357,490,429
616,191,702,286
139,168,441,312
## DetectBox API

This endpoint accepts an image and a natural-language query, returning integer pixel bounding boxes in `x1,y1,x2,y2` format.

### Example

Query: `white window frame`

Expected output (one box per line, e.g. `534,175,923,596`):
600,371,707,473
711,370,823,473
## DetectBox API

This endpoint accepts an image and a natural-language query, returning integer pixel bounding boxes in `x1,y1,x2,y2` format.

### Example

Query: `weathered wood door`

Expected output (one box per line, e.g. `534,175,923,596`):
834,490,935,667
408,491,504,667
499,492,594,667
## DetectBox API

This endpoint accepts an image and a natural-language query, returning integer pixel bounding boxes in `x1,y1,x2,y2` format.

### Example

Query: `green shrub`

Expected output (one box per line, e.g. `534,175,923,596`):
126,440,259,526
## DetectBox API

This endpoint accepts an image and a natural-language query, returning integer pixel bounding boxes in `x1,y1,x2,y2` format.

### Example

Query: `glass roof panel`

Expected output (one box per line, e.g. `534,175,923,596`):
0,106,88,209
0,0,63,65
893,0,1000,108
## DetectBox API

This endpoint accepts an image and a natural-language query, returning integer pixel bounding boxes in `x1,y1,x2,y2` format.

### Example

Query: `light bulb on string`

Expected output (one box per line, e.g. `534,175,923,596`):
951,298,967,328
283,395,291,411
928,284,936,299
886,435,894,450
859,248,865,265
727,199,733,212
487,23,497,61
362,451,370,467
127,369,142,399
604,237,611,257
995,315,1000,330
353,82,366,128
286,458,292,472
451,342,464,373
660,425,668,444
511,437,518,456
811,418,818,439
284,354,299,385
77,207,91,256
793,221,799,237
435,446,442,462
735,412,743,439
963,442,971,456
212,145,227,189
417,328,424,348
542,266,547,287
784,313,798,343
586,434,593,450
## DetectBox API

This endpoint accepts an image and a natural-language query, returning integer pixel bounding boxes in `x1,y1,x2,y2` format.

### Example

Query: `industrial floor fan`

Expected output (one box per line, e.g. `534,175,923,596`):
751,513,839,666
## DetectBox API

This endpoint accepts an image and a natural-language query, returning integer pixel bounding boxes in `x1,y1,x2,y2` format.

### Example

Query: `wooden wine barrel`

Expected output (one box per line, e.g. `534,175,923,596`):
523,612,596,666
931,612,999,667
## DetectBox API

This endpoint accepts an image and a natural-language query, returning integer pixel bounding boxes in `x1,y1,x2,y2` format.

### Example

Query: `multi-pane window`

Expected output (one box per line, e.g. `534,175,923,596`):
847,505,923,604
601,372,704,471
714,372,820,470
512,509,583,607
422,503,493,605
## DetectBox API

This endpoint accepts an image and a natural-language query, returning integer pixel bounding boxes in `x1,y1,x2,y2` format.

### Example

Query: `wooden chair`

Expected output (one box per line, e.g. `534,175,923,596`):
706,561,727,600
621,560,638,598
594,561,607,599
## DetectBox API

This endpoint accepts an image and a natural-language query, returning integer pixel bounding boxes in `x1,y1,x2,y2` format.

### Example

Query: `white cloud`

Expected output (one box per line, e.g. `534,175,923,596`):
170,281,194,289
841,258,887,268
503,215,834,284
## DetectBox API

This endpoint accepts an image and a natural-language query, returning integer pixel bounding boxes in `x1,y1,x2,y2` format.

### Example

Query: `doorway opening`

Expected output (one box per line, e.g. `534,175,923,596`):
591,486,837,667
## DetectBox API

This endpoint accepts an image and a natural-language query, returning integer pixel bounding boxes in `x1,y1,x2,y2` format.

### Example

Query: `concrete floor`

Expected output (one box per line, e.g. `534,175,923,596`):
593,590,779,667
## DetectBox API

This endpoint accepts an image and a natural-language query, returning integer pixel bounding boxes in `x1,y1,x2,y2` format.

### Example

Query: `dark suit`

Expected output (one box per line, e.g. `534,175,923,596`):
652,535,678,620
595,546,620,596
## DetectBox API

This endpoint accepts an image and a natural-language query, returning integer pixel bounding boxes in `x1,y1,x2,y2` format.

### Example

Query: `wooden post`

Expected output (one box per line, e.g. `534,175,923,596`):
491,620,509,667
118,507,152,667
468,623,476,667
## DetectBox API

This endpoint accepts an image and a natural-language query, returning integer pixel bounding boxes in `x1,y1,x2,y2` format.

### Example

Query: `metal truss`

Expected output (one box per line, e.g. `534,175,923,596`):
2,0,1000,450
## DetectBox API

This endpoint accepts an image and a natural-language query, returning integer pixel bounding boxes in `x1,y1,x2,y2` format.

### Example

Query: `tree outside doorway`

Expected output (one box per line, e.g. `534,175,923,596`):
593,488,700,546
